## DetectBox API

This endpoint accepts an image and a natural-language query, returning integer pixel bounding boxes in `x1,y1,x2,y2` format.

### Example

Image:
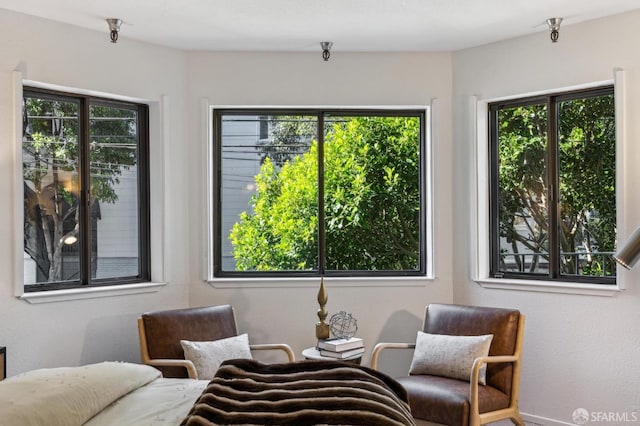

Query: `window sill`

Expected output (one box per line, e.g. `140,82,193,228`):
19,282,167,304
475,278,621,297
208,275,433,289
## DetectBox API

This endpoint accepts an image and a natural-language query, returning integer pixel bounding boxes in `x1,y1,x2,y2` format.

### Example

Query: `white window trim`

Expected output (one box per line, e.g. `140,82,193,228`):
471,69,626,297
13,72,168,303
19,282,167,304
203,101,436,285
208,276,434,289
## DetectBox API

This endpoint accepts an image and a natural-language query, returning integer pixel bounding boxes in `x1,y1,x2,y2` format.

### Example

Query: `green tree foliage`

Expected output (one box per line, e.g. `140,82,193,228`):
230,116,420,271
497,103,548,272
497,94,616,276
23,96,137,283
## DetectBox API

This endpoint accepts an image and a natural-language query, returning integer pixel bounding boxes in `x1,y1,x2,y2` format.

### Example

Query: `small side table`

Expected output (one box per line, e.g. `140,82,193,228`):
302,347,363,365
0,347,5,380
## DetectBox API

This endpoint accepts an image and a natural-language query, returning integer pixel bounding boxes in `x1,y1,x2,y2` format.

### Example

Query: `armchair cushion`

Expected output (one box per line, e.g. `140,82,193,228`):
409,332,493,384
398,375,509,426
180,334,252,380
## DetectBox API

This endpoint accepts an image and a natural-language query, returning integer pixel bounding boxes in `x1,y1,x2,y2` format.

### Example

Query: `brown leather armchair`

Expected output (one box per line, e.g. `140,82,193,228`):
371,304,525,426
138,305,295,379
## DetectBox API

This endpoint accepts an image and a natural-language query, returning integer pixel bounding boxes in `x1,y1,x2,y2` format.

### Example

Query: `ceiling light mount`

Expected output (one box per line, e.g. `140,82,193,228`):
106,18,122,43
546,17,562,43
321,42,333,61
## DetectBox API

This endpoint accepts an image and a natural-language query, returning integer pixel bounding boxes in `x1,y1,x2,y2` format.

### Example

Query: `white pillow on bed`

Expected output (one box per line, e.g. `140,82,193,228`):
409,331,493,385
180,333,253,380
0,361,161,426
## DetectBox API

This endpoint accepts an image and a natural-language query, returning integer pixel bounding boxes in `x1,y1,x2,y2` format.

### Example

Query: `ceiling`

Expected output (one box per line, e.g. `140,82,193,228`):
0,0,638,52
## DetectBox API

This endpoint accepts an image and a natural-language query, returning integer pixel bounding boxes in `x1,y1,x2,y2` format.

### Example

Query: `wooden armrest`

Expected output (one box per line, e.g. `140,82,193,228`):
250,343,296,362
473,354,518,368
145,358,198,379
469,354,520,416
470,354,519,386
370,342,416,370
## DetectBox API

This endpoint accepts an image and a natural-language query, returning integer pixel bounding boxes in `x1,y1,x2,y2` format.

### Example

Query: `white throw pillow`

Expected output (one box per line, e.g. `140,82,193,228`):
409,332,493,385
180,333,252,380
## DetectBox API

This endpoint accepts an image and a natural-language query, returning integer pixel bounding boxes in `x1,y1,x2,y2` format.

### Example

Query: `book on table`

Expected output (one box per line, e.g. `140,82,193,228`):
319,346,366,359
317,337,364,352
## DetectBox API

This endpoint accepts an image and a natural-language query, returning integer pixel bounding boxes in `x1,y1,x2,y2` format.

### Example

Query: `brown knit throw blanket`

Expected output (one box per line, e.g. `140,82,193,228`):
180,359,416,426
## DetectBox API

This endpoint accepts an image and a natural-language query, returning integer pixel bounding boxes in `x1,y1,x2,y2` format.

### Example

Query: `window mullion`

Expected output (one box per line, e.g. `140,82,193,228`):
212,111,223,277
79,98,92,285
317,113,326,274
493,108,503,275
488,106,501,276
547,96,560,279
137,105,151,279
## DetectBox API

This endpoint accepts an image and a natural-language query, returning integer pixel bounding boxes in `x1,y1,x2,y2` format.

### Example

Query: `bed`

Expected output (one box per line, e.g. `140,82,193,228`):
0,361,208,426
0,360,416,426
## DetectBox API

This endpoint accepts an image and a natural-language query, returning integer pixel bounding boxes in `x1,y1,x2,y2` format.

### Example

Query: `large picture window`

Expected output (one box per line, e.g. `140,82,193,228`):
488,86,616,284
22,87,150,291
213,109,427,277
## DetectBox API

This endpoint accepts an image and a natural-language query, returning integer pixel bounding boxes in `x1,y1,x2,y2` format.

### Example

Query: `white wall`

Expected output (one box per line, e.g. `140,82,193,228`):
185,51,455,374
0,10,191,375
452,11,640,424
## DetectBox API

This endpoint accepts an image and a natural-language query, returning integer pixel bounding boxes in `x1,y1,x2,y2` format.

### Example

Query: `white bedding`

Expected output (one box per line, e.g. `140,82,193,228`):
0,362,208,426
84,377,207,425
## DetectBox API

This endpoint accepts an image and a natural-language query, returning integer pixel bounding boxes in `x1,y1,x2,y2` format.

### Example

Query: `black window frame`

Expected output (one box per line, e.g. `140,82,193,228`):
488,85,616,285
212,108,427,278
22,86,151,292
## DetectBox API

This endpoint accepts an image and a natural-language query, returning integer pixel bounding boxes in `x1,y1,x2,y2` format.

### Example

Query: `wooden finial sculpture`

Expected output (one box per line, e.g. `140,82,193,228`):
315,277,330,340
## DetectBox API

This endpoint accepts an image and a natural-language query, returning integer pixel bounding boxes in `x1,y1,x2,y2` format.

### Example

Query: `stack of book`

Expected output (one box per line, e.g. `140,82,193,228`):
317,337,365,359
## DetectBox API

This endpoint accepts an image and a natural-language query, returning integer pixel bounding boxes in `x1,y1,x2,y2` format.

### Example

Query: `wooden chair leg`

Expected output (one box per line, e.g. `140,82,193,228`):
510,414,525,426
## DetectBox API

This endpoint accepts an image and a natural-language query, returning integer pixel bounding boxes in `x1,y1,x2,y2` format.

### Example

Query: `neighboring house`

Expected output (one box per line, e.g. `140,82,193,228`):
219,115,262,271
23,168,139,283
